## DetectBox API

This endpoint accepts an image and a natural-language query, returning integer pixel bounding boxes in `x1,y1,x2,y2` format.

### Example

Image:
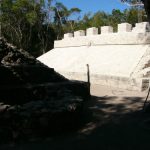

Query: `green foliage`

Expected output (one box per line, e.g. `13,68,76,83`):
26,11,38,25
51,2,81,39
91,11,109,27
125,8,138,24
1,0,54,57
74,8,147,32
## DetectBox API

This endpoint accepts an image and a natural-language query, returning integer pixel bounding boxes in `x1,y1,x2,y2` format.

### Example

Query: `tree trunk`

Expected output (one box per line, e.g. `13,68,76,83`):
142,0,150,22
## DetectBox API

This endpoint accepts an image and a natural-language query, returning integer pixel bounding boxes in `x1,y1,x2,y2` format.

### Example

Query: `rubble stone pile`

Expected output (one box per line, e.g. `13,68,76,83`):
0,38,68,86
0,38,35,66
0,38,90,143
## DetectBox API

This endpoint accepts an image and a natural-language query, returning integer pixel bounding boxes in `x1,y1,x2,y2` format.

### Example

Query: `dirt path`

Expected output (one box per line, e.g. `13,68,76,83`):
1,84,150,150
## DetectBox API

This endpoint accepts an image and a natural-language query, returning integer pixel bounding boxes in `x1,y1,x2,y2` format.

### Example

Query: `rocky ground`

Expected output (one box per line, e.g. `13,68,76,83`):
0,37,90,144
1,84,150,150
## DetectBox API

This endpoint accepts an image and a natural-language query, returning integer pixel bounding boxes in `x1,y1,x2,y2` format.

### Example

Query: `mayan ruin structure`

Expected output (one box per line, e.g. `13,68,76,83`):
38,22,150,91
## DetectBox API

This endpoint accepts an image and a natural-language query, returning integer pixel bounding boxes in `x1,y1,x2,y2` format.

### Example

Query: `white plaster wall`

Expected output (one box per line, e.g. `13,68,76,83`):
38,22,150,91
38,45,149,78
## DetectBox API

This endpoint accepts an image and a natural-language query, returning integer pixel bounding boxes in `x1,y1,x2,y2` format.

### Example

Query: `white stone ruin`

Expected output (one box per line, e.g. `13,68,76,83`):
86,27,98,36
74,30,85,37
101,26,113,34
38,22,150,91
118,23,132,32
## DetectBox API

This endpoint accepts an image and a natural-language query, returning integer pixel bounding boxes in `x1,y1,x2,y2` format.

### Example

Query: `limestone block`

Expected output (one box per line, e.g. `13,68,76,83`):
101,26,113,34
132,22,150,33
136,22,149,29
64,33,73,39
74,30,85,37
118,23,132,32
86,27,98,36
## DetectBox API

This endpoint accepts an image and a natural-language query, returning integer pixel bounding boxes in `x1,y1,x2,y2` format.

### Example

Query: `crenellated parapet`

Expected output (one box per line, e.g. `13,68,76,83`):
54,22,150,48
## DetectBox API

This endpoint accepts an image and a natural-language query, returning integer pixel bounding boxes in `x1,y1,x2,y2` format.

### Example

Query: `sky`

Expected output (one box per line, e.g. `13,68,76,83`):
56,0,130,16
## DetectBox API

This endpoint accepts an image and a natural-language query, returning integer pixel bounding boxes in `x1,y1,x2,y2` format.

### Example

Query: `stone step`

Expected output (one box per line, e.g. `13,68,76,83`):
0,81,90,105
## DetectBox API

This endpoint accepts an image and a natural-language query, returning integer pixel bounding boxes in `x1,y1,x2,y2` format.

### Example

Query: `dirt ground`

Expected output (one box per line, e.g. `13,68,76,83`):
1,84,150,150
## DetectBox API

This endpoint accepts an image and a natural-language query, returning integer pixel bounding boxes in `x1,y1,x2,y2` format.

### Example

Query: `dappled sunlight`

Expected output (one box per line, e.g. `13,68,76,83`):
88,95,144,114
74,93,146,139
79,122,97,135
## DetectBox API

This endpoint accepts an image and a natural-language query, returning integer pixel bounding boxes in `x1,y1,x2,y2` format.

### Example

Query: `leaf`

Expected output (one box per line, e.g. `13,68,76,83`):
26,11,37,25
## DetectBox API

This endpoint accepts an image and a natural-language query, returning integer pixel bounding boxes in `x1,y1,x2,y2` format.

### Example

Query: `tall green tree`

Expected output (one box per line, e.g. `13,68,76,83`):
108,9,125,31
75,8,146,33
1,0,55,57
51,2,81,39
142,0,150,22
91,11,109,28
76,12,93,30
120,0,150,22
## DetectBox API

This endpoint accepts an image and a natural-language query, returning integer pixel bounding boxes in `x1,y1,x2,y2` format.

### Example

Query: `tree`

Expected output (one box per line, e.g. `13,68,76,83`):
91,11,109,28
142,0,150,22
124,8,147,24
51,2,81,39
109,9,126,31
120,0,150,22
79,13,93,30
65,7,81,32
0,0,55,57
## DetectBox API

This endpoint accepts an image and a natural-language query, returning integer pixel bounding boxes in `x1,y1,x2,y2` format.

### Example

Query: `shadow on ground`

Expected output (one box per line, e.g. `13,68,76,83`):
1,95,150,150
